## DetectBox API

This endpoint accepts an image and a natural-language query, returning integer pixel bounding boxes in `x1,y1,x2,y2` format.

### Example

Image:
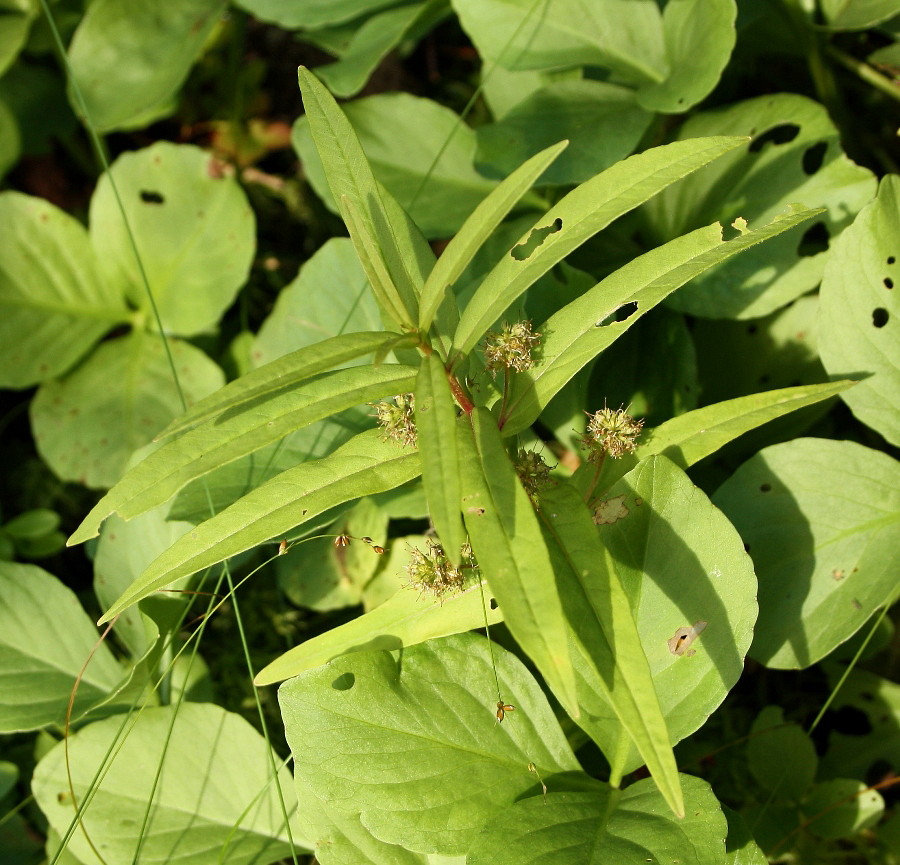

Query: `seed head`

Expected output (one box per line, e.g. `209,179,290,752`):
514,449,553,505
484,321,541,375
372,393,417,447
405,539,476,599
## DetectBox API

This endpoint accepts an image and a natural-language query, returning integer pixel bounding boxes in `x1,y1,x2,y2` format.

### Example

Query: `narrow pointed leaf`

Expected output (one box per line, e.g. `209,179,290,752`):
501,205,822,434
255,579,502,685
298,66,419,327
450,135,746,358
159,331,409,439
414,353,466,565
538,483,684,817
418,140,568,332
98,429,421,623
459,408,578,712
70,364,417,545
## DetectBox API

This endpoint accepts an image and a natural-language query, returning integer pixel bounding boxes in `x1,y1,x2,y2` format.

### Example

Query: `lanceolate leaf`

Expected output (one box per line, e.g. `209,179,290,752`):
459,408,578,712
417,140,568,332
97,429,421,623
414,353,466,565
538,484,684,818
70,364,418,545
255,580,503,685
500,205,822,435
298,66,418,328
450,135,746,359
159,331,407,439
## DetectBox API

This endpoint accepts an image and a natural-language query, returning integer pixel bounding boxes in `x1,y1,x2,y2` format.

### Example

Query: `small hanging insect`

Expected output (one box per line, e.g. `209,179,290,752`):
496,700,516,723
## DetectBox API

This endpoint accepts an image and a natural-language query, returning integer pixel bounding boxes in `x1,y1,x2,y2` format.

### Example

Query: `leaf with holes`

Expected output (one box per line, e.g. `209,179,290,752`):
279,632,581,856
819,174,900,446
643,93,876,318
713,438,900,669
89,141,255,335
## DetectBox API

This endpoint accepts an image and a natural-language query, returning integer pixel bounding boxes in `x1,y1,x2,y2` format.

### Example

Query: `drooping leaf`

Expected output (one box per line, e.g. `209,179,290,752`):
32,703,308,864
32,332,225,489
414,353,466,564
234,0,397,29
67,0,226,131
0,191,129,388
279,632,581,856
820,0,900,29
0,563,124,732
0,0,36,78
501,205,821,435
314,1,448,98
643,93,877,319
97,429,421,622
252,239,382,367
450,135,747,360
819,174,900,446
584,455,757,775
89,142,256,335
459,408,578,712
467,775,728,865
418,140,567,333
747,705,817,803
713,438,900,669
538,483,683,817
69,362,417,544
475,80,652,186
295,84,498,239
255,576,502,685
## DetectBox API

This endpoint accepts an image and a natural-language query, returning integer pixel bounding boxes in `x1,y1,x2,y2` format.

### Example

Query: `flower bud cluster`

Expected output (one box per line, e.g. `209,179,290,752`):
581,407,644,462
372,393,417,447
484,321,541,374
405,539,476,599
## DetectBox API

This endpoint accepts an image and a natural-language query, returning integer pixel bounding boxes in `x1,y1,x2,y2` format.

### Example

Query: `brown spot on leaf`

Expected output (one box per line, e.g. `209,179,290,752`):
593,495,628,525
668,621,707,657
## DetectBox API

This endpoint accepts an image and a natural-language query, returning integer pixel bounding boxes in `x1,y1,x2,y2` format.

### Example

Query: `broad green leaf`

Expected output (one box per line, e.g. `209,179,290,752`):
315,1,448,98
32,703,307,864
415,354,466,564
276,497,388,612
713,438,900,668
0,0,35,78
819,175,900,446
501,205,821,435
160,331,405,439
577,380,857,498
820,0,900,29
803,780,884,838
475,81,652,186
94,505,196,658
723,807,768,865
279,632,580,856
252,239,382,367
297,67,419,324
0,563,123,732
32,332,225,489
0,191,128,388
480,64,583,120
538,484,683,817
747,706,817,803
89,142,255,335
467,775,728,865
454,0,734,112
643,93,877,318
585,456,757,775
636,0,736,113
418,140,567,333
459,408,578,712
97,429,421,622
234,0,396,29
69,363,417,544
255,577,502,685
68,0,225,131
294,771,431,865
294,85,498,239
451,135,747,360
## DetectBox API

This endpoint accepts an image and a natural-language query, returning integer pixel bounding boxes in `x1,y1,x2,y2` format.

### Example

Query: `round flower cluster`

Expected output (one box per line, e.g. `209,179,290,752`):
483,320,541,375
514,449,553,505
581,406,644,462
405,539,476,599
372,393,417,447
